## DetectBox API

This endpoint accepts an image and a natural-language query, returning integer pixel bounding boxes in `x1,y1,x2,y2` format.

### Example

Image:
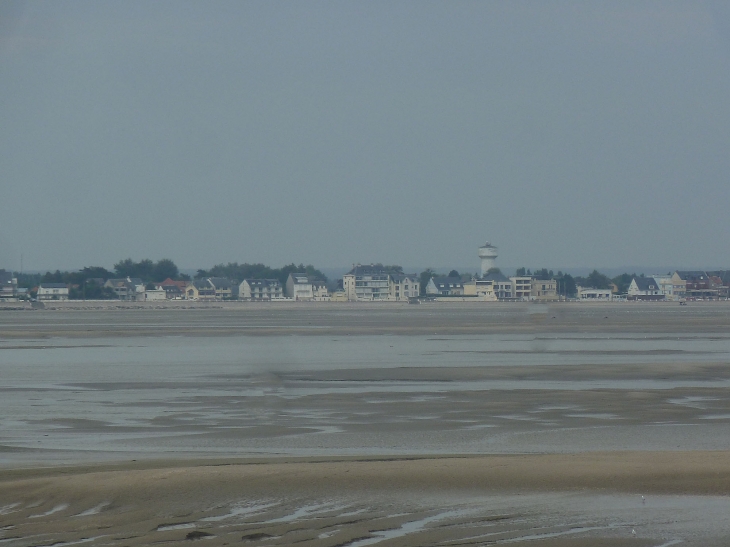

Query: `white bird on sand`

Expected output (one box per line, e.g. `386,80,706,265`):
632,529,637,536
641,495,645,504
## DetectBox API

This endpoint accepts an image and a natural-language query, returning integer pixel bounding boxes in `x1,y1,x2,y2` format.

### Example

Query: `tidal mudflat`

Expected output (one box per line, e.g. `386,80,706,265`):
1,302,730,546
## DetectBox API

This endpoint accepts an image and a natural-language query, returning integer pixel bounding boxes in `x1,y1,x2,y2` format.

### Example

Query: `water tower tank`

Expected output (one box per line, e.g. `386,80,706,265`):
478,242,498,276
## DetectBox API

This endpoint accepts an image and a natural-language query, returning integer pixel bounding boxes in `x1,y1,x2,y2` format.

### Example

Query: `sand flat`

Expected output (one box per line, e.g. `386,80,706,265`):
2,453,730,547
2,304,730,545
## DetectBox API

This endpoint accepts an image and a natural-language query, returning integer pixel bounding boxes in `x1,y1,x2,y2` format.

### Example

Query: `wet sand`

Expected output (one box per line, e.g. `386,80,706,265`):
2,453,730,546
2,303,730,545
2,300,730,337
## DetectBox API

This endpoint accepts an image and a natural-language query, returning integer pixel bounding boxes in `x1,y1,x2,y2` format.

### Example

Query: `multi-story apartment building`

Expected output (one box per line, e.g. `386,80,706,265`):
0,270,18,301
286,273,330,301
510,276,532,300
343,265,392,301
672,271,716,299
530,279,558,301
185,279,216,300
239,279,283,300
480,271,512,299
389,273,419,300
208,277,235,300
463,279,497,300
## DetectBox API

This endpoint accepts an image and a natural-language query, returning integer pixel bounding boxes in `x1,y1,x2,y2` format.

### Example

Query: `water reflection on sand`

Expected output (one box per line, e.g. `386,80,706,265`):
2,329,730,462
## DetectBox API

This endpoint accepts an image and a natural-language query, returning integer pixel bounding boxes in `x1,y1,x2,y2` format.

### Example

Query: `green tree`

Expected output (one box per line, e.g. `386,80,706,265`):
14,272,42,289
515,267,526,276
448,270,460,278
41,270,64,283
555,273,577,297
419,268,437,296
69,281,116,300
152,259,179,281
198,262,327,288
532,268,554,280
114,258,137,278
611,273,636,294
114,258,177,282
586,269,612,290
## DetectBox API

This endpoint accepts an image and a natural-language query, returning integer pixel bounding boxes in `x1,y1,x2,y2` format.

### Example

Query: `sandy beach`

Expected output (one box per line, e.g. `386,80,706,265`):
2,303,730,545
3,453,730,547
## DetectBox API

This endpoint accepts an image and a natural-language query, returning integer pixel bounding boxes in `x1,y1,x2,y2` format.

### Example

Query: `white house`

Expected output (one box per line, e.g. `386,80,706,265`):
37,283,69,301
311,278,330,301
628,277,664,301
426,276,463,296
578,288,612,300
144,289,167,301
287,273,314,301
286,273,330,301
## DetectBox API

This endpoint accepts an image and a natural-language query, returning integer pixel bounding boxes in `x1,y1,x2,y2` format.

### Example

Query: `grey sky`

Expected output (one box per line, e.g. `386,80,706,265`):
1,1,729,273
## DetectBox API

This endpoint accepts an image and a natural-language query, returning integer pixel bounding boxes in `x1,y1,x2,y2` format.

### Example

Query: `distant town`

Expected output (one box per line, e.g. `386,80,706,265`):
1,242,728,303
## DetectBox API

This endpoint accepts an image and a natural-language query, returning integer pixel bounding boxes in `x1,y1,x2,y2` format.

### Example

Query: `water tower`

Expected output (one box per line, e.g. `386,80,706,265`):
479,242,498,276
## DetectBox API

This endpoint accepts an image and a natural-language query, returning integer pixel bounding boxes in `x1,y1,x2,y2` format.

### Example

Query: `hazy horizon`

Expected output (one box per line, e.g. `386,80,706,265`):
2,2,730,272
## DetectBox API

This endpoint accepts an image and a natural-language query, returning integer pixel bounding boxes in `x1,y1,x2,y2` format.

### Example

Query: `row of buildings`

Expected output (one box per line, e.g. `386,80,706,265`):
625,271,730,301
2,265,729,303
424,271,557,301
573,271,730,301
103,273,332,302
0,270,332,302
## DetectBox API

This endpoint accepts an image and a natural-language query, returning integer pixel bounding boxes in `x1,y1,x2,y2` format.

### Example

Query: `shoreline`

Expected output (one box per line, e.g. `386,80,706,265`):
3,301,730,338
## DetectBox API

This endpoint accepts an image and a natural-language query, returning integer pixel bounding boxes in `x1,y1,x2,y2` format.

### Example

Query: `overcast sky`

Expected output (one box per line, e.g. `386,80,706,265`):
1,1,729,273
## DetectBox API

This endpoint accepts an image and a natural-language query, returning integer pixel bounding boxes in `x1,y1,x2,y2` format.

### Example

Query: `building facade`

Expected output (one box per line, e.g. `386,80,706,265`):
462,279,497,300
389,273,419,300
343,265,391,301
0,270,18,301
185,279,216,300
239,279,283,300
578,288,612,300
510,276,532,300
104,278,139,300
530,279,558,301
426,276,464,296
37,283,69,301
627,277,664,301
208,277,235,300
673,271,716,299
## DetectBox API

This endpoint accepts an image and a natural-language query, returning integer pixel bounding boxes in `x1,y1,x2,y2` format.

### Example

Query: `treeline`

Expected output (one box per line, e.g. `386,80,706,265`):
14,259,189,299
196,262,328,288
